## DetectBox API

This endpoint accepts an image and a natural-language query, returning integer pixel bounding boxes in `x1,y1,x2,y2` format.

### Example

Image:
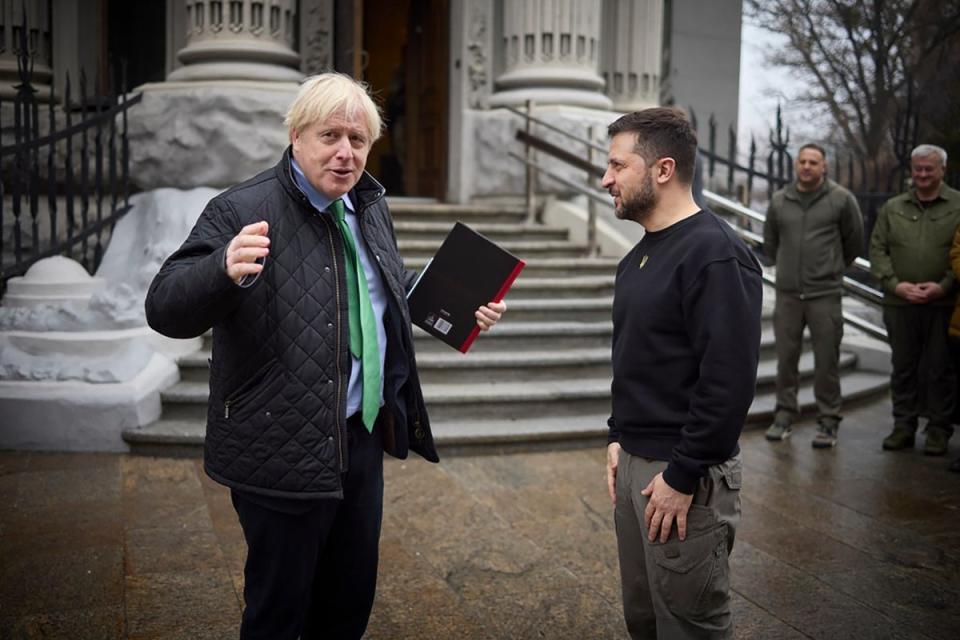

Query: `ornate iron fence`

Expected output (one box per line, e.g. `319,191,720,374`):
0,13,141,294
691,104,924,259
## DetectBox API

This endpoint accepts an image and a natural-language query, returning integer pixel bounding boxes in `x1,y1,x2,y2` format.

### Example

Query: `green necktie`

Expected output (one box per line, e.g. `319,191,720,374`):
329,198,380,432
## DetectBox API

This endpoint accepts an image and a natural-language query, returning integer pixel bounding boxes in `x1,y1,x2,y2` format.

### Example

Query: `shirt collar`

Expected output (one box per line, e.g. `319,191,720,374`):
909,187,947,207
291,158,355,213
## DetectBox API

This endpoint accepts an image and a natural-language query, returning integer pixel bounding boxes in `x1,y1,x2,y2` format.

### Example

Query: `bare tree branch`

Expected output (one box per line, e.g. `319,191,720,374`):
745,0,960,165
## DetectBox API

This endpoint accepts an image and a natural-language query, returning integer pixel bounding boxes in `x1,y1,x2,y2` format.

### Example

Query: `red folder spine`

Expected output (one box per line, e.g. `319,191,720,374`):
457,259,527,353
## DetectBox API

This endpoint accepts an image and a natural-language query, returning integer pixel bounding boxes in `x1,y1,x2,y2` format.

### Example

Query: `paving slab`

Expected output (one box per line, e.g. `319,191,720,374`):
1,396,959,639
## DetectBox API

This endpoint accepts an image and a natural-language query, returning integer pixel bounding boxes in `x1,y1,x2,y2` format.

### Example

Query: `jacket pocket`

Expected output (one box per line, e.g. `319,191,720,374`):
223,358,288,420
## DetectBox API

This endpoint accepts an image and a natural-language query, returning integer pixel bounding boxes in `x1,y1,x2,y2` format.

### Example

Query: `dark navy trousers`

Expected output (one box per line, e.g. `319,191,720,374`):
231,416,384,640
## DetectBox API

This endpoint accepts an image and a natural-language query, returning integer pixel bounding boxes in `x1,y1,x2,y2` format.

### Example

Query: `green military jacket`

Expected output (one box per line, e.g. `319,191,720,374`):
763,179,864,298
869,184,960,306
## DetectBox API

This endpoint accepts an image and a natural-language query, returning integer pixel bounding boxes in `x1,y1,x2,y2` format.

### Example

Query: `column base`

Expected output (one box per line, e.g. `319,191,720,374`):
0,352,178,452
167,60,303,83
609,95,661,113
488,86,612,110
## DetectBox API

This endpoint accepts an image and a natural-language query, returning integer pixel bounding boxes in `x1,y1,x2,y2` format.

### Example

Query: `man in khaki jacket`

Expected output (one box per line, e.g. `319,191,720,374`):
763,144,864,447
871,144,959,457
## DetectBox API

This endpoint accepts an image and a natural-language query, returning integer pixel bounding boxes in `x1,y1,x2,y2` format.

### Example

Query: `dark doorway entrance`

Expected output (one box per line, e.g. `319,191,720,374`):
361,0,449,199
107,0,166,90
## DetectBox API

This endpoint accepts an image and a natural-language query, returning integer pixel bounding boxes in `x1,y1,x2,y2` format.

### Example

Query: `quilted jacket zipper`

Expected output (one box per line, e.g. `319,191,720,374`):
356,186,427,444
322,215,347,473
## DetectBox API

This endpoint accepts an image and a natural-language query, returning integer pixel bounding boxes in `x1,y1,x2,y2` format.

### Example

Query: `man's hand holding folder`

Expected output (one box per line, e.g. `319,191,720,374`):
476,301,507,331
407,222,524,353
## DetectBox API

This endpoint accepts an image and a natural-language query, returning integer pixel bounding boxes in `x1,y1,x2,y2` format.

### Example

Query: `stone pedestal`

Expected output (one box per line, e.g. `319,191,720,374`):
488,0,611,109
0,181,220,452
127,81,298,190
128,2,305,190
0,256,179,451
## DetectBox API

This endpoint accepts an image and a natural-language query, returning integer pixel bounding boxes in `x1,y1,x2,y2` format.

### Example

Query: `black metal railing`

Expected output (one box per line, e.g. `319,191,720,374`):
507,103,888,342
0,13,142,294
690,104,924,256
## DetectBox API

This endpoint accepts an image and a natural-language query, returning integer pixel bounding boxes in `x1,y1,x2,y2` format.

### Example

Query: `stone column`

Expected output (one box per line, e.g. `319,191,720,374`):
601,0,663,111
489,0,612,109
0,0,52,100
167,0,302,82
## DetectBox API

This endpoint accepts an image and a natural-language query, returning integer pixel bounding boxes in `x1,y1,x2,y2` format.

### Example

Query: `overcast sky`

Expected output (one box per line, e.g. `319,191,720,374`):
737,21,824,155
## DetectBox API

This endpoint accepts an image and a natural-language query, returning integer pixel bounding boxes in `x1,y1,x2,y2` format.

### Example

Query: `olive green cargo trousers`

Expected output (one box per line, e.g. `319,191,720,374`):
615,451,742,639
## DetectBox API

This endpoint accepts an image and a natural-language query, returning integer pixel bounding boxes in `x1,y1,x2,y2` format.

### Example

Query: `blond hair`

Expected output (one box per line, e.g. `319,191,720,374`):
284,73,383,144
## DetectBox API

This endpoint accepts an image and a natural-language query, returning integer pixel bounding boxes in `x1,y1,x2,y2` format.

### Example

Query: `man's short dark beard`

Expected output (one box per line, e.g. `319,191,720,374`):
617,170,657,223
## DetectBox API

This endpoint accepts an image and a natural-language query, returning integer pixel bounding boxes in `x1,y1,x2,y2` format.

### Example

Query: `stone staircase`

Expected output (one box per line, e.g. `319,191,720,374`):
122,198,889,454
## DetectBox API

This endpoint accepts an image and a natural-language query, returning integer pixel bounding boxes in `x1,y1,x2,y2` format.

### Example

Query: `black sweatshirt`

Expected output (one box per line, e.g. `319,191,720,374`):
609,210,763,494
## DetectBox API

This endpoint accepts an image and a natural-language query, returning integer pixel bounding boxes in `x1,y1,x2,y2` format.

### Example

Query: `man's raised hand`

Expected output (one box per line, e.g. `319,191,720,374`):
226,221,270,284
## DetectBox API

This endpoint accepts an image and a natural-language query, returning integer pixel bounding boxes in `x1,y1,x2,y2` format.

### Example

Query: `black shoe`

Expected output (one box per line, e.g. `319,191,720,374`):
949,458,960,473
882,426,915,451
924,427,950,456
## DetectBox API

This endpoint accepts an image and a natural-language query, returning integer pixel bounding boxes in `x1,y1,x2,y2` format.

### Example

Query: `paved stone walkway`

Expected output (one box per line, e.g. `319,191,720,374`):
2,397,959,639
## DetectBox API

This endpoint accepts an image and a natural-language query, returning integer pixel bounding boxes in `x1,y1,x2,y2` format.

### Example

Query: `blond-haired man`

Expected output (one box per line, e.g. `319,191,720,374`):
146,73,504,639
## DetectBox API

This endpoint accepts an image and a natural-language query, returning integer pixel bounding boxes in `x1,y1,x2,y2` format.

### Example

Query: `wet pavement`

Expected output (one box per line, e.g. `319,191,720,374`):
1,397,959,639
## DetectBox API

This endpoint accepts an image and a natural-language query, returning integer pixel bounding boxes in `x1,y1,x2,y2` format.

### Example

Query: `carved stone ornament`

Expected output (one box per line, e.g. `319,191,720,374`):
466,4,489,108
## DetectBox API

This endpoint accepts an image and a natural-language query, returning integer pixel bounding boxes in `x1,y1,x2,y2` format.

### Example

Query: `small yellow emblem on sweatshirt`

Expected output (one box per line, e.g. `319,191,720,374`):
638,254,649,269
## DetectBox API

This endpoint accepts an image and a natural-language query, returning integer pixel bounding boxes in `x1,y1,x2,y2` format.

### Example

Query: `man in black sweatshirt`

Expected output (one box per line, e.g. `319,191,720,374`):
602,108,762,639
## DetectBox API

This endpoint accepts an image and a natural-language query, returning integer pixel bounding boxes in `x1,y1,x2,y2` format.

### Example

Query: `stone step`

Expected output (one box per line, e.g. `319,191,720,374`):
426,379,613,421
386,200,528,224
178,343,851,391
413,321,614,353
493,297,613,323
125,369,889,454
403,256,620,278
415,348,612,384
398,239,590,259
157,378,613,423
755,350,858,388
507,275,614,299
179,346,614,384
431,368,889,439
412,322,792,354
194,305,775,354
162,349,862,422
393,221,568,242
745,369,889,424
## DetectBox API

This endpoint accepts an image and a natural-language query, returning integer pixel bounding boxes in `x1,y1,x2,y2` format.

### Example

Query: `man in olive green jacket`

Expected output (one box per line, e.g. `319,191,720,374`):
764,144,864,448
870,144,960,456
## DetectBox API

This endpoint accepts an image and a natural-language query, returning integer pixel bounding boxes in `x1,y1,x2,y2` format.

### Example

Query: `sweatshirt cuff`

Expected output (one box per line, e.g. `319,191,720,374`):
662,463,697,495
606,416,620,445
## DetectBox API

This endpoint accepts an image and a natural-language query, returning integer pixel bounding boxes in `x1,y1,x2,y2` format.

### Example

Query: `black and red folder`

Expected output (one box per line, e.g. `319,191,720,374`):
406,221,525,353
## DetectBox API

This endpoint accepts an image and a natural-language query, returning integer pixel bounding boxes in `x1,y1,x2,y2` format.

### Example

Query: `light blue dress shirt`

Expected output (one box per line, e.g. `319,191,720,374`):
291,159,387,418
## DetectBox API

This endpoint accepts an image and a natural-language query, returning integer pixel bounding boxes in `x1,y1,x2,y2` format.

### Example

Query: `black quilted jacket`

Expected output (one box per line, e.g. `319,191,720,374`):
145,148,438,499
